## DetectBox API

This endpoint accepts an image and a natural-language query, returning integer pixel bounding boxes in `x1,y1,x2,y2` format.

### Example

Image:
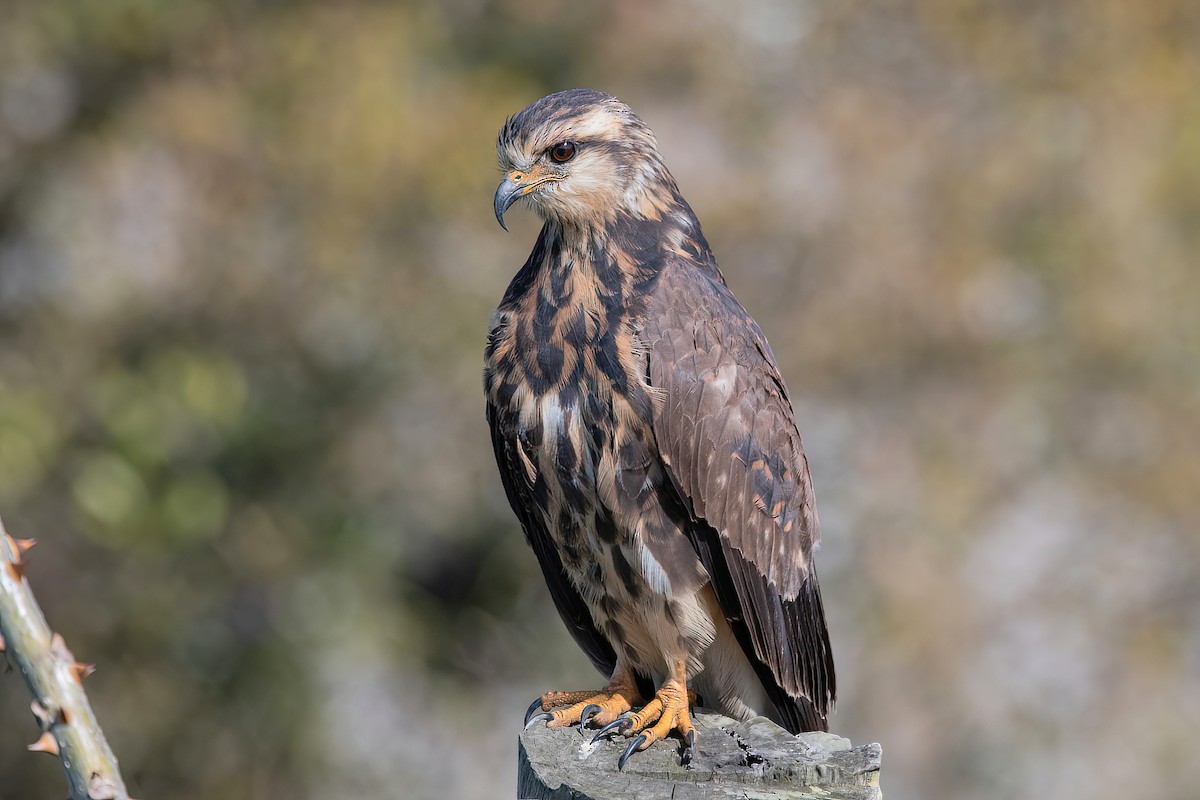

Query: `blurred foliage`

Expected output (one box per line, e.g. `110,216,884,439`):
1,1,1198,799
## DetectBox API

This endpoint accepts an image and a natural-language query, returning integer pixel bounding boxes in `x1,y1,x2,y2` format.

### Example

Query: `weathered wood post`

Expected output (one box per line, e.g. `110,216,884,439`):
519,709,882,799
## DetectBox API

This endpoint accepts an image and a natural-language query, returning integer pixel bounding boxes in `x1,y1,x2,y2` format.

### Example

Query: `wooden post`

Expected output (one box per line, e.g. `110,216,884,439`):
519,709,882,799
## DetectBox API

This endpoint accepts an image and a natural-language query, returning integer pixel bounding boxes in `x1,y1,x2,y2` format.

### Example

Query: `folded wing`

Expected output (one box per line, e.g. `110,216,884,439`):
642,261,835,731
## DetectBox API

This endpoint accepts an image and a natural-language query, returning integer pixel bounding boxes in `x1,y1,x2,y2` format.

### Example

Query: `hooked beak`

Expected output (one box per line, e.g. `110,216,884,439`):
494,168,557,231
494,175,524,231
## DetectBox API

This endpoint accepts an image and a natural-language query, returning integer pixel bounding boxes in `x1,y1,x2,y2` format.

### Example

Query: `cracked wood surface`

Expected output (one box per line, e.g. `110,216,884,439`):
518,709,882,799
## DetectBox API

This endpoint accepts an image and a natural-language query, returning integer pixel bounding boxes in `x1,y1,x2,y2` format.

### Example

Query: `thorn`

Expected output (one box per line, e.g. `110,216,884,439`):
28,731,59,756
6,561,26,581
16,538,35,554
30,699,54,727
72,662,97,682
49,632,76,662
0,632,6,652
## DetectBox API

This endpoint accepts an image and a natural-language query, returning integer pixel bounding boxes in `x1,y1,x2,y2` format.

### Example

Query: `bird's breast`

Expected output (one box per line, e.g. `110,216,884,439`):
485,278,717,675
485,309,621,516
485,297,663,568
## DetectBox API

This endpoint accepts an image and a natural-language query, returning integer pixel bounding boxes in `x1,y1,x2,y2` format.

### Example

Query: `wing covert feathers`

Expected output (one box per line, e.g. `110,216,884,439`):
644,260,836,731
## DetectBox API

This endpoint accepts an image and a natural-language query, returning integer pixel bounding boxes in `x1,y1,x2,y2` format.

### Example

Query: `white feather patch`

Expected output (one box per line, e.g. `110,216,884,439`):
695,612,777,725
637,540,672,597
539,395,564,436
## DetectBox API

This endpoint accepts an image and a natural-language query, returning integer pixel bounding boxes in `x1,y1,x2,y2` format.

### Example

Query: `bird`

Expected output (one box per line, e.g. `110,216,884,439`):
485,88,834,769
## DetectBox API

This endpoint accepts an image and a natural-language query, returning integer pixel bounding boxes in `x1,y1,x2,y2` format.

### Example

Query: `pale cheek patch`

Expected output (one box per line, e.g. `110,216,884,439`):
548,152,624,220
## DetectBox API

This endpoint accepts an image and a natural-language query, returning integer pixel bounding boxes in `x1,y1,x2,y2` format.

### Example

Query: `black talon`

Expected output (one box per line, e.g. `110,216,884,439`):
524,711,554,730
681,729,697,766
524,698,546,726
579,703,602,729
589,717,631,745
618,734,647,771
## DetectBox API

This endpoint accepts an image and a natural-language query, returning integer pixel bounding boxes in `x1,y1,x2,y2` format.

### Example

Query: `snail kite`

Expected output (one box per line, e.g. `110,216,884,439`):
485,89,835,768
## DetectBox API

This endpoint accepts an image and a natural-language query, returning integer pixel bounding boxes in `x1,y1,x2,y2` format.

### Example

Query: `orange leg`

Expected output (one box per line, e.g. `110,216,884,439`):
601,658,697,770
525,661,643,730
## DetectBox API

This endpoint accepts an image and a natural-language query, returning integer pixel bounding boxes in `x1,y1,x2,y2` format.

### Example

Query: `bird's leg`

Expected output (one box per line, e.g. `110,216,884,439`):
615,657,697,769
525,659,643,730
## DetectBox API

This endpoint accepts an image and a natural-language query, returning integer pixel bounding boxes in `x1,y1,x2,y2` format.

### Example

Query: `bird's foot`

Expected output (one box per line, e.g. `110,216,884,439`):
523,679,643,730
611,678,697,770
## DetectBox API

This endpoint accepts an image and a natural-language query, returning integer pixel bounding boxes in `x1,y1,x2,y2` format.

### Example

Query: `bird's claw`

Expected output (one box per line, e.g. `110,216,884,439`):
526,682,694,770
681,728,697,766
579,703,602,729
524,711,554,730
524,697,546,727
588,717,632,746
617,734,647,771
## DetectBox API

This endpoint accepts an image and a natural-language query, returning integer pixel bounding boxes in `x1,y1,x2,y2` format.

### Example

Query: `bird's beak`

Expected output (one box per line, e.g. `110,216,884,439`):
494,174,524,231
494,167,556,231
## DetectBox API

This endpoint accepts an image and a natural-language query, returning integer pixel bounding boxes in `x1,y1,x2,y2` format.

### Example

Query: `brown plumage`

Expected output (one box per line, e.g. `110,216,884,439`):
485,89,834,764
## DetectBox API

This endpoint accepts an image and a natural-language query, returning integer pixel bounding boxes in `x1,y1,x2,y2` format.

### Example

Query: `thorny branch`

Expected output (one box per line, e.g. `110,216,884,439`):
0,514,129,800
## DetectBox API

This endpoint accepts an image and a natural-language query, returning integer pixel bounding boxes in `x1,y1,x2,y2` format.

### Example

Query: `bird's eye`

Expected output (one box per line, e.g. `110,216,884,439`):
549,141,577,163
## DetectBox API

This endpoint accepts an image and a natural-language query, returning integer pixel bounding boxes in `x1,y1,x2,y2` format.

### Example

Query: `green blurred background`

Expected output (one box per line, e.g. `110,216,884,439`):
1,1,1197,798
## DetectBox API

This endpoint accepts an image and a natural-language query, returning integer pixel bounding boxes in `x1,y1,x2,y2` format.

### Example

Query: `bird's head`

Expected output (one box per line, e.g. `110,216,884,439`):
494,89,672,231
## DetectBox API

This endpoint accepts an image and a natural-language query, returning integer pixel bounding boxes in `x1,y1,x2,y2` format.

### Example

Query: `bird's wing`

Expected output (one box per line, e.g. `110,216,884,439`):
487,401,617,678
642,260,835,731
